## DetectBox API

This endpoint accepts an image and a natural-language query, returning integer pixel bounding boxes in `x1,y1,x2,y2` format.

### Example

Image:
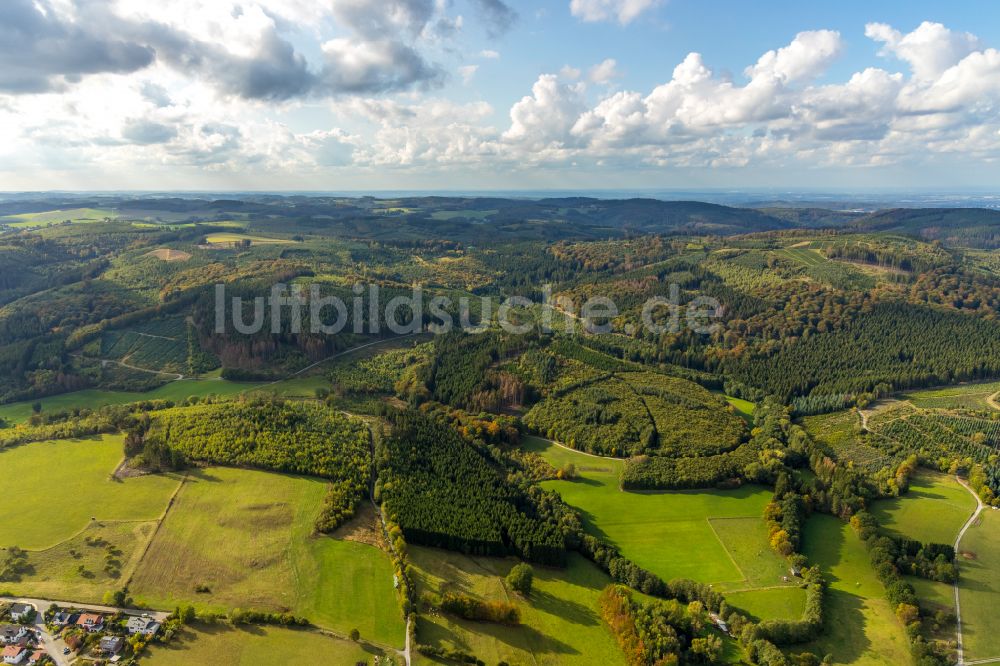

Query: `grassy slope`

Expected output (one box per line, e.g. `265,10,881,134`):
871,470,976,545
957,508,1000,660
128,467,404,648
144,624,383,665
410,546,625,666
0,379,258,425
0,434,182,549
799,514,911,666
2,520,157,603
526,436,805,620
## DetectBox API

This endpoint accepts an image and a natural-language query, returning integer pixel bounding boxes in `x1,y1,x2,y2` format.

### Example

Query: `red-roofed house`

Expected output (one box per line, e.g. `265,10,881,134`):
25,651,44,666
76,613,104,632
1,645,26,665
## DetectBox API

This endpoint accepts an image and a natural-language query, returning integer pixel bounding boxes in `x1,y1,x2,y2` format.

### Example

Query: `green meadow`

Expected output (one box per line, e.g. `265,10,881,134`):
0,434,182,549
410,546,625,666
871,470,976,545
0,379,258,425
527,436,805,620
129,467,405,648
798,514,910,665
144,624,384,665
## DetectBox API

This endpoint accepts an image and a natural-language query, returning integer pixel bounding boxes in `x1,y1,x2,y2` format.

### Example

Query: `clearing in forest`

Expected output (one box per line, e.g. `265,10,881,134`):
527,436,806,622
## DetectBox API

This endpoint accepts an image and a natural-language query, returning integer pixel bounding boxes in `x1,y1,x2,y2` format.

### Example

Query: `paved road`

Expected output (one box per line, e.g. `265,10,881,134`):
953,476,986,666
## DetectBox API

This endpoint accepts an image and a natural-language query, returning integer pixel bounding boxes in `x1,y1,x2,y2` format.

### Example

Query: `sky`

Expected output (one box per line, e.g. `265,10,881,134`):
2,0,1000,191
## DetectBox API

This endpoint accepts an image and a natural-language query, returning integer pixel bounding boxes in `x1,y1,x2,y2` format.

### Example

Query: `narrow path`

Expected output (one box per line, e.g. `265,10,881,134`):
954,475,986,666
539,436,620,461
987,390,1000,412
252,333,421,391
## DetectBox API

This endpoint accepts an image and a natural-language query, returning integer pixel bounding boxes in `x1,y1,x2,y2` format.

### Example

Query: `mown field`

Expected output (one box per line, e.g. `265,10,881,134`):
798,514,910,665
0,434,182,549
411,546,625,666
527,437,805,620
128,467,405,648
871,470,975,545
0,379,257,425
144,623,384,665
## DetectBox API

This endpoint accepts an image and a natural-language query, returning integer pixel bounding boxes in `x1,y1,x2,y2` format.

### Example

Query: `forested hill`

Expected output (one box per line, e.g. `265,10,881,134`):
0,195,793,240
850,208,1000,248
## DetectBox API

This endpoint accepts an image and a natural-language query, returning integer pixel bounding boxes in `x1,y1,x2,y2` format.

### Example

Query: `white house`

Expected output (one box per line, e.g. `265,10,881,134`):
1,645,26,665
126,615,160,636
7,606,31,623
0,626,27,645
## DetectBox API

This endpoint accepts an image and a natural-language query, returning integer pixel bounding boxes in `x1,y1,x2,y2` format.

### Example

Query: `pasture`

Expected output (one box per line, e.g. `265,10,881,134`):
128,467,405,648
955,508,1000,661
410,546,626,666
526,437,804,619
0,379,257,425
1,520,157,603
144,623,383,665
871,470,976,546
798,514,910,665
0,434,182,550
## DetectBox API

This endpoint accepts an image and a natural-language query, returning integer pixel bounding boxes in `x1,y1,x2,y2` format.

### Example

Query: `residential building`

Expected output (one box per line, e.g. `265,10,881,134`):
126,616,160,636
0,626,26,646
6,606,31,623
1,645,26,665
99,636,124,655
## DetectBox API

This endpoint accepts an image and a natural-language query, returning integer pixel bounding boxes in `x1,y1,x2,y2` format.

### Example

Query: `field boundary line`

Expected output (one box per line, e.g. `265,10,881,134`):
953,474,985,666
124,472,190,590
705,517,748,586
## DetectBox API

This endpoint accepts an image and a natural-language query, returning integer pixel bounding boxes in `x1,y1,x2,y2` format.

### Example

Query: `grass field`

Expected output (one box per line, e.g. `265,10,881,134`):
724,395,756,422
203,232,293,245
871,470,976,545
410,546,625,666
0,434,182,549
798,514,911,665
144,623,385,665
777,247,827,266
2,520,157,602
0,379,258,425
526,437,804,619
0,207,112,228
956,508,1000,660
901,381,1000,411
129,467,405,648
